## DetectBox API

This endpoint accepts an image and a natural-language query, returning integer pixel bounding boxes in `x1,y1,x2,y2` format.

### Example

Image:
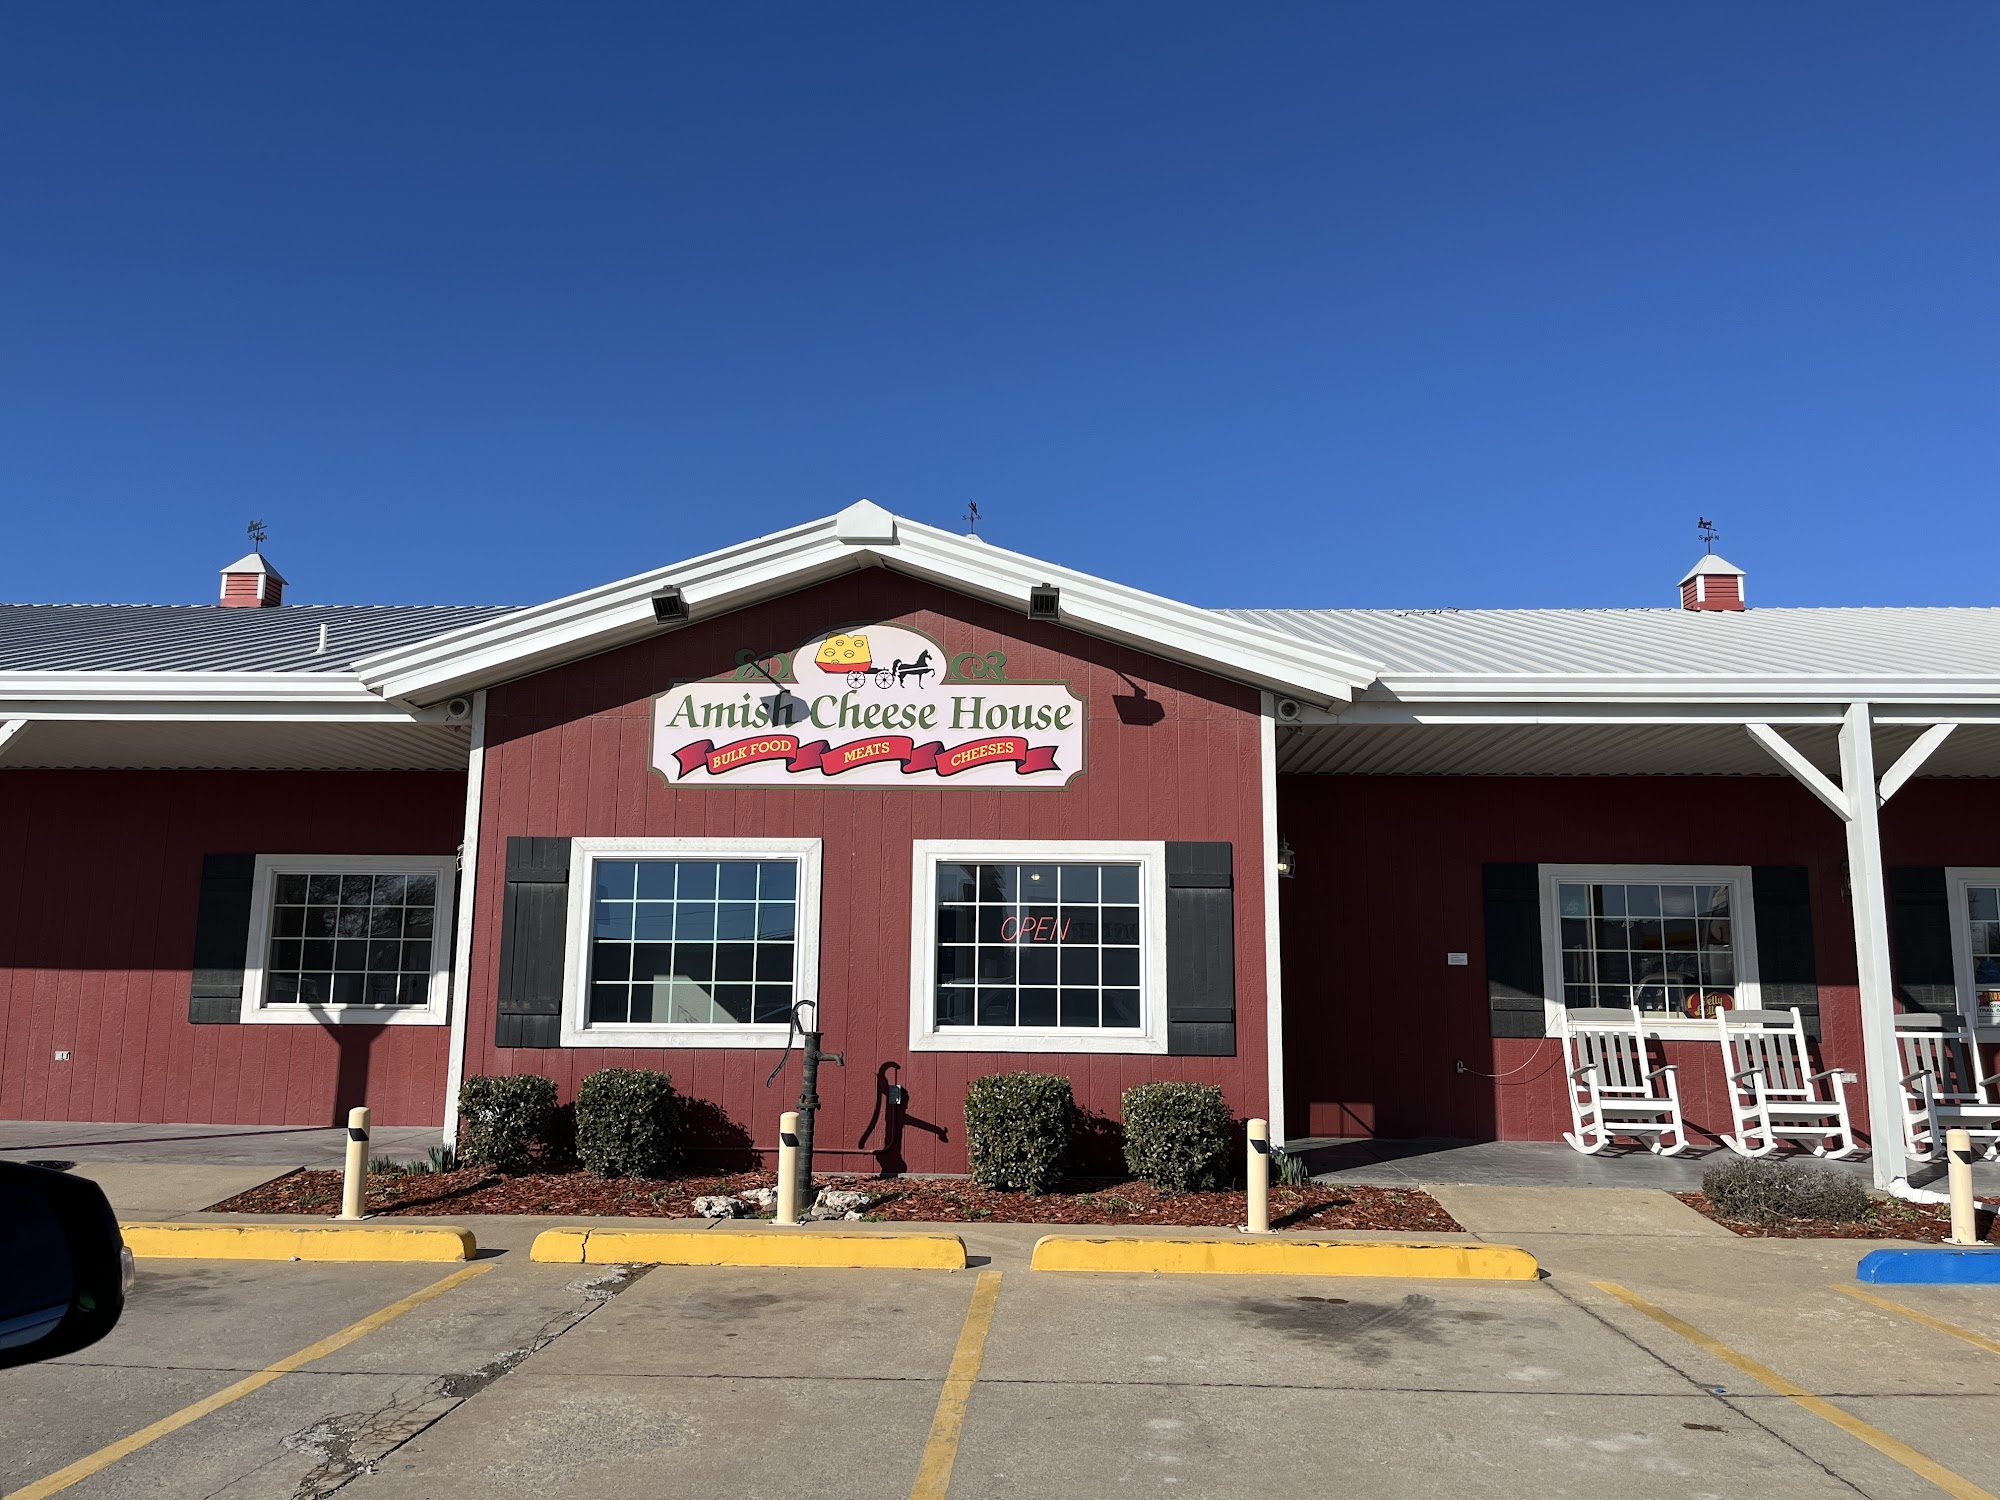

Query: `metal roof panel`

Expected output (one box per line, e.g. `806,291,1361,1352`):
0,604,521,674
1225,607,2000,683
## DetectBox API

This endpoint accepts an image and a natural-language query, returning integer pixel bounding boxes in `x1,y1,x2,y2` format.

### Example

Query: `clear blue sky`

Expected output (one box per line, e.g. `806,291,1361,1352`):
2,4,1993,611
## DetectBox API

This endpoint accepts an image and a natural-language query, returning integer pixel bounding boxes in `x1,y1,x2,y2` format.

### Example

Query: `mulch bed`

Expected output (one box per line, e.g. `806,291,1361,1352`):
210,1167,1461,1233
1675,1190,2000,1244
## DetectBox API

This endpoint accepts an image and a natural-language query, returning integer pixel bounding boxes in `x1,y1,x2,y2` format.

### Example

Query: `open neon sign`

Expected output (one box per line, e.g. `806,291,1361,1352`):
998,913,1074,943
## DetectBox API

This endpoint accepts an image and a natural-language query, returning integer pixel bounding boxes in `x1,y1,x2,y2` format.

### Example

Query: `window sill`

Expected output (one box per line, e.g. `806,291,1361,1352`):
559,1023,794,1049
912,1027,1167,1055
242,1006,447,1027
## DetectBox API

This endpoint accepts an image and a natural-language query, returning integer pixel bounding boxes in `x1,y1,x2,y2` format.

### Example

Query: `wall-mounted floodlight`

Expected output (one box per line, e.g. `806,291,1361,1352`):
1028,584,1060,622
651,587,686,624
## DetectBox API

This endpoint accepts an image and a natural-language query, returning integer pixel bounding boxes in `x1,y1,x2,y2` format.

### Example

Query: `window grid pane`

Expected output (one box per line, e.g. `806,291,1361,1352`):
935,861,1143,1031
588,859,798,1025
1562,879,1737,1018
266,869,439,1007
1969,886,2000,1011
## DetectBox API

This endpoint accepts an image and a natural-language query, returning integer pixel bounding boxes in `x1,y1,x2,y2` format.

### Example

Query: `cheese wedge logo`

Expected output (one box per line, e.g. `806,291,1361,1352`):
815,633,871,673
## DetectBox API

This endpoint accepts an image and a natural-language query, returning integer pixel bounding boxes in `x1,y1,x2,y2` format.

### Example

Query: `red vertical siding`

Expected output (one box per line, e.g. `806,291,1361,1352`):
0,769,465,1126
461,572,1271,1173
1278,772,2000,1146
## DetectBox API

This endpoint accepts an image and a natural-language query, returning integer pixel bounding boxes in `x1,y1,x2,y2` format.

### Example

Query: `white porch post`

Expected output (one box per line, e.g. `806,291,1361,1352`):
1836,701,1908,1190
440,689,488,1149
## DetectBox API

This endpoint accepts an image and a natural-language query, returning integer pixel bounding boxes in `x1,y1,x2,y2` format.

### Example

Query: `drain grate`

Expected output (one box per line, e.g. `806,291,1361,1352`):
21,1159,76,1171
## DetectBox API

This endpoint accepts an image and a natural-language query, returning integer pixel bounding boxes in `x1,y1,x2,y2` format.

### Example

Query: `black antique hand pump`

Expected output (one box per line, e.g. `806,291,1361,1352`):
765,1000,842,1187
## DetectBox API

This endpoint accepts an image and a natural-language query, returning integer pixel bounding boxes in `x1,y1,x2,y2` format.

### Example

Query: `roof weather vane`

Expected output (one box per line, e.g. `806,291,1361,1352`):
247,520,268,553
1697,517,1719,554
964,501,981,536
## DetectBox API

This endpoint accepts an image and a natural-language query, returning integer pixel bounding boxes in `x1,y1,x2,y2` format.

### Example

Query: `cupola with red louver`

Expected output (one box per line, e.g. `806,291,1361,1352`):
1679,553,1744,612
218,551,286,608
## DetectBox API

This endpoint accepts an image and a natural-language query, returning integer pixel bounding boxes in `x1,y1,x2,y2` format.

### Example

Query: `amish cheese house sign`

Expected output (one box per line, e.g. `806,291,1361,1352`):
652,623,1087,789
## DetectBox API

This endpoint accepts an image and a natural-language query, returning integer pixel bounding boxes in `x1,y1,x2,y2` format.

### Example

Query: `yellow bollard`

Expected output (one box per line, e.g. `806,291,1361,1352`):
337,1106,370,1222
776,1110,801,1227
1245,1117,1271,1234
1947,1127,1978,1247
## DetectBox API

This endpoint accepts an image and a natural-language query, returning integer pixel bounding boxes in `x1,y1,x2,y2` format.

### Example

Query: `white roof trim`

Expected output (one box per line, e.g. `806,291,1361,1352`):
0,671,445,723
351,504,1383,706
1363,673,2000,706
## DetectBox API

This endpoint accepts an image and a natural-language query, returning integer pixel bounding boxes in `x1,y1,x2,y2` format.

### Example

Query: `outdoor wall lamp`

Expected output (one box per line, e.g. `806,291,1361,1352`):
651,587,686,624
1276,836,1298,880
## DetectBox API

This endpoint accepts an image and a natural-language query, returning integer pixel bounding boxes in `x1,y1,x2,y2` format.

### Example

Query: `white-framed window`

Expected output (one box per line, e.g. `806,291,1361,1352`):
1946,868,2000,1034
1539,864,1760,1037
908,840,1168,1054
242,854,458,1025
560,837,821,1049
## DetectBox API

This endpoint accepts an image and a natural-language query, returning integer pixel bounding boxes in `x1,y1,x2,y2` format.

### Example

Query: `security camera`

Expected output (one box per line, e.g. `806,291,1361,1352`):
444,697,473,722
1274,697,1304,724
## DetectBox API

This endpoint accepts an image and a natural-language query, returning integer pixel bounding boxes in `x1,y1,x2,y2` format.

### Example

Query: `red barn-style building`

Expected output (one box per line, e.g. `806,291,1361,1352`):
4,503,1998,1191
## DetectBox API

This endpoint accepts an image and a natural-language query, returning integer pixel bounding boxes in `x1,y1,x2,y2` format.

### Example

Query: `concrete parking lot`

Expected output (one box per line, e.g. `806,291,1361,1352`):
6,1192,1999,1500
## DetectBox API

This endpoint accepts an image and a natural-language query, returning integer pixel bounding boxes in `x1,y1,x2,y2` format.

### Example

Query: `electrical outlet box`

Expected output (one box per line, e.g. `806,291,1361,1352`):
1446,952,1468,966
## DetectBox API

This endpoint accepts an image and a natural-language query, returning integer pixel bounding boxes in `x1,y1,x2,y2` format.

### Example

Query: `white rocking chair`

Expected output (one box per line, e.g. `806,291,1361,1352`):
1562,1006,1688,1156
1896,1012,2000,1162
1716,1007,1858,1159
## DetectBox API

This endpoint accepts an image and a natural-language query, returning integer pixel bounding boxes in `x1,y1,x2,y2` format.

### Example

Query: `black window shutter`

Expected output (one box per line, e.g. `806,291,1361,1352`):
1483,863,1545,1038
1165,842,1234,1057
189,854,257,1024
1751,866,1820,1039
1889,866,1956,1020
496,836,572,1049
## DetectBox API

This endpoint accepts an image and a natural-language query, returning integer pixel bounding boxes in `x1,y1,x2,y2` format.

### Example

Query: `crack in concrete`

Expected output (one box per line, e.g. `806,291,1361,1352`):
277,1265,652,1500
1543,1278,1874,1498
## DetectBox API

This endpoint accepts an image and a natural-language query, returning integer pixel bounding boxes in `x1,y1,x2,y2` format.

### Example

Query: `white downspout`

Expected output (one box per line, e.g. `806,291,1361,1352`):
440,690,488,1148
1260,693,1287,1147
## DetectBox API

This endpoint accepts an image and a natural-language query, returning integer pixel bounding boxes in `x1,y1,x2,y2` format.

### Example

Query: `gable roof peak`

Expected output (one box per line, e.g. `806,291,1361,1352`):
835,499,898,545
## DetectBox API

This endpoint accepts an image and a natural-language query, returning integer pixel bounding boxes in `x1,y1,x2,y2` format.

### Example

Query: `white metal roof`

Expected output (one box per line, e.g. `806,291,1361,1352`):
1679,553,1744,584
0,603,516,673
219,551,286,581
1226,607,2000,704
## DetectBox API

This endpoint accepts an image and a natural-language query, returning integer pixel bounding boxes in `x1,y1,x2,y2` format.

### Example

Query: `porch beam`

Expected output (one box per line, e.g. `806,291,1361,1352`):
1837,701,1909,1191
1744,723,1851,820
1875,723,1956,806
0,719,24,761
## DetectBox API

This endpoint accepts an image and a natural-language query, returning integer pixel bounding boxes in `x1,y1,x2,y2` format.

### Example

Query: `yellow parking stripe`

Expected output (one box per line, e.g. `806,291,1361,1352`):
1594,1281,1997,1500
910,1270,1003,1500
13,1262,492,1500
1831,1284,2000,1358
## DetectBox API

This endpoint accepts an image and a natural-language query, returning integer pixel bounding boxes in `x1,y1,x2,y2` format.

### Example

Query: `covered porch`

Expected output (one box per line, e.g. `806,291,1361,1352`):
1272,695,2000,1193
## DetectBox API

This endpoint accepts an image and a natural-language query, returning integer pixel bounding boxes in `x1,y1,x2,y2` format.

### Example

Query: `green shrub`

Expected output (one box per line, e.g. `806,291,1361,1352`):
575,1067,681,1178
964,1072,1073,1193
1702,1157,1870,1225
457,1073,558,1173
1122,1081,1233,1191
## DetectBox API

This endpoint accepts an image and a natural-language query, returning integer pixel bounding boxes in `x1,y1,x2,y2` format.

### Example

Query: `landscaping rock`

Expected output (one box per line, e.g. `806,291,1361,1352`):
811,1189,874,1219
737,1186,779,1212
692,1195,742,1219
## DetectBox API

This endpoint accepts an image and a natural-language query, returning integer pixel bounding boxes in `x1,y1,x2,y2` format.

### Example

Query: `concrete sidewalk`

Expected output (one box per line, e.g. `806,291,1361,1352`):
0,1118,442,1166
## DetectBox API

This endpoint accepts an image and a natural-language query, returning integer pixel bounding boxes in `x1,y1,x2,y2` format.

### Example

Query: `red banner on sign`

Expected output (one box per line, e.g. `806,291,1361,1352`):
671,733,1061,781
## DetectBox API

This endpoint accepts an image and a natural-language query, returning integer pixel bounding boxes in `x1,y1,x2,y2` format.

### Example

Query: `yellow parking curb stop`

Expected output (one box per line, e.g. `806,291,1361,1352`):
120,1222,477,1262
530,1227,967,1269
1029,1235,1539,1279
